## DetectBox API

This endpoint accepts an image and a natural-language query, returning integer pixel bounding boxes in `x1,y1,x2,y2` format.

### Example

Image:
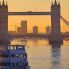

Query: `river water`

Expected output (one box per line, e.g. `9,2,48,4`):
11,38,69,69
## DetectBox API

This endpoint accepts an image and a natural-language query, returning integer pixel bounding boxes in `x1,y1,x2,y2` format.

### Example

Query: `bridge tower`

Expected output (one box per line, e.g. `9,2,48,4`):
49,0,63,44
0,0,10,44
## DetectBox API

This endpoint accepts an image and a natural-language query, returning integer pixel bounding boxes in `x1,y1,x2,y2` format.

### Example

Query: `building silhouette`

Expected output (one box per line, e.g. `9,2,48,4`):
46,26,51,34
21,20,27,34
17,20,27,35
17,27,21,33
33,26,38,34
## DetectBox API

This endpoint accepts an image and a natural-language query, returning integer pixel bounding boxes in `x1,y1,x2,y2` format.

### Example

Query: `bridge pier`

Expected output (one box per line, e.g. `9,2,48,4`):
49,34,63,44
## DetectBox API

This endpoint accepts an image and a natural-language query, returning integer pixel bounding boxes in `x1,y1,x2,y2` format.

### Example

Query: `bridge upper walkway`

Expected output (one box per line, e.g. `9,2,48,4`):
8,12,51,15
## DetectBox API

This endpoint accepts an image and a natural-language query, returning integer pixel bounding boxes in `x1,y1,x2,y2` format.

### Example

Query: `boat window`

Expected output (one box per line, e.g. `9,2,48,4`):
16,54,19,57
7,46,10,50
11,54,15,57
20,55,23,58
14,46,16,50
3,54,9,57
12,63,15,66
18,62,24,65
16,47,25,50
10,46,14,50
16,54,24,58
25,63,28,66
2,62,11,66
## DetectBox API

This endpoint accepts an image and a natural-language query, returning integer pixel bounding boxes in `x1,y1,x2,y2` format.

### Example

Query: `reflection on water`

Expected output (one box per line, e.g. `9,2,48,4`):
51,44,61,69
11,38,49,46
11,39,69,69
33,39,38,47
11,39,27,46
0,39,69,69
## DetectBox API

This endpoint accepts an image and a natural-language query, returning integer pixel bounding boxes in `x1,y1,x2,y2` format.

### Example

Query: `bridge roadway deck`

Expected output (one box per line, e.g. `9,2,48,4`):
10,34,69,40
10,34,48,39
8,12,51,15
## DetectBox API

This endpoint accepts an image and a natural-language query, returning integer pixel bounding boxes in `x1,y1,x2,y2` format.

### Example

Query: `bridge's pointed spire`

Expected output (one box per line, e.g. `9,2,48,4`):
5,1,8,8
6,1,7,5
0,1,1,7
55,0,57,3
2,0,5,5
51,1,54,8
54,0,57,5
58,1,60,7
51,1,53,6
0,2,1,5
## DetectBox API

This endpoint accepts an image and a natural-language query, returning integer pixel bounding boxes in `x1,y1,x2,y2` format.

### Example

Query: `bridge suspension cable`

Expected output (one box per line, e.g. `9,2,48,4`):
60,16,69,26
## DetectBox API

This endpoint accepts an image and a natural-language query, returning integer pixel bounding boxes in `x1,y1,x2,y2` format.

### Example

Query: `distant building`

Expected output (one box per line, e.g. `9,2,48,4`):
17,27,21,34
20,20,27,34
33,26,38,34
46,26,51,34
17,20,27,35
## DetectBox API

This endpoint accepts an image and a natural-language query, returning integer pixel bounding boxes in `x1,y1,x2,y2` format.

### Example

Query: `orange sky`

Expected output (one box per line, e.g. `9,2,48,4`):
2,0,69,33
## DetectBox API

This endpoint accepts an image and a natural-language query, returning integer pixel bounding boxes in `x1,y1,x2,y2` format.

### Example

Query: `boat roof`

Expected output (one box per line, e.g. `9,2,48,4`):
6,45,25,50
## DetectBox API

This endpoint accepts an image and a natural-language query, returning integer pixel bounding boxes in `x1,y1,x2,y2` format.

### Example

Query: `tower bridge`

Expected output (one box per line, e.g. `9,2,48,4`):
0,0,68,44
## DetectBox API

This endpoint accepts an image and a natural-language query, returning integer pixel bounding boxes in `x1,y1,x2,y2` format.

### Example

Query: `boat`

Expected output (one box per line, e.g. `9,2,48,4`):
0,45,30,69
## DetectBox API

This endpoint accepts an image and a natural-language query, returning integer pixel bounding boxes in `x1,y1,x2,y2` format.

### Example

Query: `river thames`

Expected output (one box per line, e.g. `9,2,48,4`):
11,38,69,69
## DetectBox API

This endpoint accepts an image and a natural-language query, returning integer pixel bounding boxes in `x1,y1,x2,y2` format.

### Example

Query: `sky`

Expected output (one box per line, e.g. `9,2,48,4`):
1,0,69,33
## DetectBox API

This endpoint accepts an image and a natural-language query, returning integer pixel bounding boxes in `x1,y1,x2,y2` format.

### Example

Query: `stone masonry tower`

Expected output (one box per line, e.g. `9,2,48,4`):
0,0,10,44
49,0,63,44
